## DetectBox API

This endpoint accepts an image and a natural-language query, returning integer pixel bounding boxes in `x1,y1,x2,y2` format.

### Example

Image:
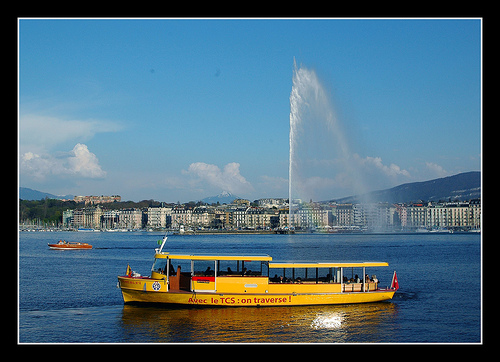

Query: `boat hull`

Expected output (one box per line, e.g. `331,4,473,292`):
48,243,92,250
118,276,395,307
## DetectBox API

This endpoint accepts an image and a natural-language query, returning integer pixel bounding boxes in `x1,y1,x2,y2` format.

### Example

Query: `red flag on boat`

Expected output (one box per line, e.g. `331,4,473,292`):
391,271,399,290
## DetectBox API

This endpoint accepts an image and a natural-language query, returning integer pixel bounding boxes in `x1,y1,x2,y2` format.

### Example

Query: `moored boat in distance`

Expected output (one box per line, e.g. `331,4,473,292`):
117,236,398,307
48,240,93,250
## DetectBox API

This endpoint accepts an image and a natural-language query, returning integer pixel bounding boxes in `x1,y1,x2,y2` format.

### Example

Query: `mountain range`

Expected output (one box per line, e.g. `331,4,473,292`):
19,187,74,201
201,191,241,205
331,171,480,204
19,171,480,204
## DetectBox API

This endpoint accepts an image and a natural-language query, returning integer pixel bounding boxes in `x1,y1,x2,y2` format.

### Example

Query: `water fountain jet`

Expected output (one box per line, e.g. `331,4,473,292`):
288,58,369,230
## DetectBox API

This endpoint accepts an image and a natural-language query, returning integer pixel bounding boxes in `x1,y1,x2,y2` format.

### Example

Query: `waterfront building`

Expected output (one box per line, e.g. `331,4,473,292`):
54,197,479,232
146,207,172,229
191,206,212,228
336,204,354,227
70,206,103,229
171,208,192,229
62,209,73,228
102,210,120,229
296,208,331,229
118,208,143,230
257,198,288,208
212,208,226,228
406,203,427,230
224,206,247,228
469,199,481,229
278,211,290,229
395,204,408,228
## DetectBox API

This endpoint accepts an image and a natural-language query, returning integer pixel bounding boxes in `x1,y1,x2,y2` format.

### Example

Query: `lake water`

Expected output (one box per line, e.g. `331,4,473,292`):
18,232,481,343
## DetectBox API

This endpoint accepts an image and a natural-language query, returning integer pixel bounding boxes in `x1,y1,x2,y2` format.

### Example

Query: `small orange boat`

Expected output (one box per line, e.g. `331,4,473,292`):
48,240,92,250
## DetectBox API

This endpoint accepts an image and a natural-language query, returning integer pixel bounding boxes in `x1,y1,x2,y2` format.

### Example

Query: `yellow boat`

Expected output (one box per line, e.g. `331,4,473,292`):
117,237,398,307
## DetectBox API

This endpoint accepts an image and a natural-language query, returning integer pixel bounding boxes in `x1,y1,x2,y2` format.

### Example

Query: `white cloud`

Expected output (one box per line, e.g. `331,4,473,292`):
353,154,411,178
184,162,254,195
67,143,107,178
260,175,288,190
19,114,122,153
425,162,450,178
20,143,106,180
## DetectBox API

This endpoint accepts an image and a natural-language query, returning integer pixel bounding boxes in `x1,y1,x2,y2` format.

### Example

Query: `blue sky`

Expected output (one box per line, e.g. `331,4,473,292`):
19,18,481,202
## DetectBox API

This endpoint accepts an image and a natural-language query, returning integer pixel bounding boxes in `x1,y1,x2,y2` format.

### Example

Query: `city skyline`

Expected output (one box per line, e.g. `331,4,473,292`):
19,197,481,233
19,18,481,202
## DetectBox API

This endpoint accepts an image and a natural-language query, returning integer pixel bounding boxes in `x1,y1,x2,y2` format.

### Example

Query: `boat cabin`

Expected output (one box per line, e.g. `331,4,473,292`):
150,252,388,294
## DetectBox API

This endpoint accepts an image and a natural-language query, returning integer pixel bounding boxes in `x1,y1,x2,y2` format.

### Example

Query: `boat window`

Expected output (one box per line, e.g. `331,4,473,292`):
343,267,366,283
152,258,168,274
193,260,216,276
318,268,333,283
217,260,240,276
169,259,192,276
261,261,269,277
269,267,341,284
240,260,264,276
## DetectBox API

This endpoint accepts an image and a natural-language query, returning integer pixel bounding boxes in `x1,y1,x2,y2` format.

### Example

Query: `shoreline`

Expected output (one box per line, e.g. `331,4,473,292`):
19,228,480,235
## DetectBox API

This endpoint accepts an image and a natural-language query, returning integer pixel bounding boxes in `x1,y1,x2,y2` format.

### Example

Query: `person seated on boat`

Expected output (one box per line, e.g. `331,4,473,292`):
270,274,280,282
371,275,378,283
242,267,248,276
343,276,348,283
355,274,361,283
204,266,214,276
295,277,302,283
227,267,233,275
365,274,370,283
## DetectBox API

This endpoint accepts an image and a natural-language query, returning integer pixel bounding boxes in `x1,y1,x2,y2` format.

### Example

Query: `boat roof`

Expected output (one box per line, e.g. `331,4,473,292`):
155,252,273,262
268,261,389,268
155,252,387,267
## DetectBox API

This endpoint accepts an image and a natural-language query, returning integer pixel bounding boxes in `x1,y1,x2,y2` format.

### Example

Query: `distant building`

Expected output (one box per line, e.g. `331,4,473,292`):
71,205,103,229
336,204,354,227
233,199,250,206
57,197,479,232
257,198,288,208
62,209,73,227
146,207,172,230
118,208,143,230
74,195,121,205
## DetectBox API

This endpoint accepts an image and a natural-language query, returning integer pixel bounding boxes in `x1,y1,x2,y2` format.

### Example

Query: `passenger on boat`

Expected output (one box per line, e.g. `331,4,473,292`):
204,266,213,276
227,267,233,275
371,275,378,283
355,274,361,283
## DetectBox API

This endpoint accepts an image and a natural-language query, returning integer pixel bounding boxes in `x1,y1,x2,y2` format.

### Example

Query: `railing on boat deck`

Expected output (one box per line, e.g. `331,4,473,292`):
342,282,378,292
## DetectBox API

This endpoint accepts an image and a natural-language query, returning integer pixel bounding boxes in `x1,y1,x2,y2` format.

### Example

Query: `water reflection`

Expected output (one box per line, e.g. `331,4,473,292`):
120,302,398,343
311,312,344,329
